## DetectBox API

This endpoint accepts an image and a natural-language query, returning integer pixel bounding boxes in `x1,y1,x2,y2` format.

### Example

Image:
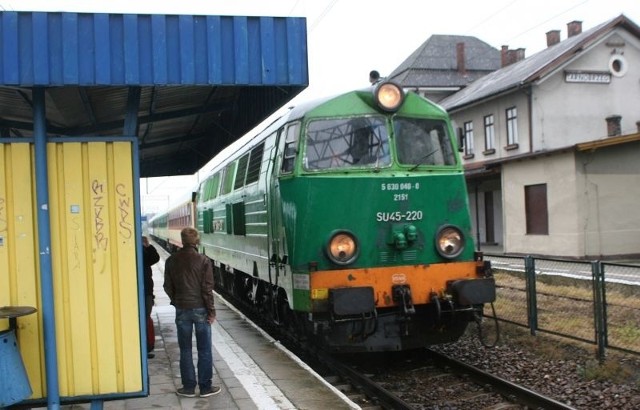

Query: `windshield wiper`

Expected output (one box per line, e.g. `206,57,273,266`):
409,148,440,171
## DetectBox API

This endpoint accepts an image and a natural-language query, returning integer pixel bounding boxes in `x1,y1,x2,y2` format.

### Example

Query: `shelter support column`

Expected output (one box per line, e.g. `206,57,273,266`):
33,86,61,410
124,87,141,136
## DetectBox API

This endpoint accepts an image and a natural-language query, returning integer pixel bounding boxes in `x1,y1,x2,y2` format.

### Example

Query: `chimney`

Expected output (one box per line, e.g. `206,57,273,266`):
514,48,525,62
546,30,561,47
567,20,582,37
606,115,622,137
456,42,466,74
501,46,525,67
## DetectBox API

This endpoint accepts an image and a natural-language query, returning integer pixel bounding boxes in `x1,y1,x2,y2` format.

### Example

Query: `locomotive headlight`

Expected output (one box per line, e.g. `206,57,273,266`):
435,225,465,259
374,82,404,112
326,231,359,265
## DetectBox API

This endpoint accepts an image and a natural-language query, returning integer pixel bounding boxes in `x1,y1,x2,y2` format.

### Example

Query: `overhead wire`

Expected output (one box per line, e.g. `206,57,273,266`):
287,0,302,16
308,0,340,33
505,0,592,44
452,0,593,68
464,0,523,35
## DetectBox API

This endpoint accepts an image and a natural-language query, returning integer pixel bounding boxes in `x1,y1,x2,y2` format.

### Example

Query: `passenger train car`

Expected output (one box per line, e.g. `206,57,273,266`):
149,81,495,352
148,192,196,253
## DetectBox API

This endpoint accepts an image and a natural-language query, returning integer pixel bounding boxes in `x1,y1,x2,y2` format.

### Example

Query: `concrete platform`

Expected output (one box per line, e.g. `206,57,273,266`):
30,244,358,410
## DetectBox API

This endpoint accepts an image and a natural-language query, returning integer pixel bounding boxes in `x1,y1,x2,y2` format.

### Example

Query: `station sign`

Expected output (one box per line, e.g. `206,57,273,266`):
564,70,611,84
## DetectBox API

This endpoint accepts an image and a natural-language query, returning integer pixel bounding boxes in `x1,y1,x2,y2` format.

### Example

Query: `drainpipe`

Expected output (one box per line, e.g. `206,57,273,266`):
33,87,61,409
475,183,481,251
526,86,533,152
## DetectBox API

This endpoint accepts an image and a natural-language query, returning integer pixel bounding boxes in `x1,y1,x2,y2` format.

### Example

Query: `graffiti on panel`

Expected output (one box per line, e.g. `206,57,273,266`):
91,179,108,251
70,216,82,271
116,183,133,240
0,197,6,233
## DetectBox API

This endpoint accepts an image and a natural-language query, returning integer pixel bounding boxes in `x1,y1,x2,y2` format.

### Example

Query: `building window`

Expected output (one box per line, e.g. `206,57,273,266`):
506,107,518,146
483,114,495,154
525,184,548,235
463,121,474,157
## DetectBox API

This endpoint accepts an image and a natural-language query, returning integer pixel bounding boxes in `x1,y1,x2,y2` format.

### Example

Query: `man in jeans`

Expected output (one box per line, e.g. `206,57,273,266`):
163,227,221,398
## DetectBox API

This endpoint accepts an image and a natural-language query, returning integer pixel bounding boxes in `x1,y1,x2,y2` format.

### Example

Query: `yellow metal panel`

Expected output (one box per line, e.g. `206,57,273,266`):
109,142,141,391
48,142,93,395
0,143,44,397
86,142,119,393
54,141,142,396
0,144,9,327
1,140,142,401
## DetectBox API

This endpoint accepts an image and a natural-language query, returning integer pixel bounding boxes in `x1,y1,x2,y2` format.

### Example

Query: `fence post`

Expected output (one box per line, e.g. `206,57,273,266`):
601,264,609,348
592,260,607,361
524,255,538,335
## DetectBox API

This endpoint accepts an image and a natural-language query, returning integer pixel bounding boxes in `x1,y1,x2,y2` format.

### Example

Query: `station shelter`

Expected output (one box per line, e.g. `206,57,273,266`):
0,10,308,409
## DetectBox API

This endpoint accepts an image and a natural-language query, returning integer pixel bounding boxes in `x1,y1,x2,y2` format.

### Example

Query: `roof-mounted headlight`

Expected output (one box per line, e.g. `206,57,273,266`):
374,81,404,112
435,225,465,259
326,231,359,265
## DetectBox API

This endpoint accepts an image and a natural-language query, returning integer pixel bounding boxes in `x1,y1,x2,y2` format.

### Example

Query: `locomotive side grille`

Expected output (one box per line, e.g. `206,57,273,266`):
402,250,418,261
379,250,418,262
379,252,396,263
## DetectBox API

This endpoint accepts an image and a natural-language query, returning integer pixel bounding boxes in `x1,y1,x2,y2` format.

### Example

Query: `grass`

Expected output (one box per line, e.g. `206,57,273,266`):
487,270,640,352
474,265,640,387
579,358,638,384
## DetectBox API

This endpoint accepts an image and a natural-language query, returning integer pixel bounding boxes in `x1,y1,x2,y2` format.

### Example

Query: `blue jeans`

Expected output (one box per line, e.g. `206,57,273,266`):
175,308,212,390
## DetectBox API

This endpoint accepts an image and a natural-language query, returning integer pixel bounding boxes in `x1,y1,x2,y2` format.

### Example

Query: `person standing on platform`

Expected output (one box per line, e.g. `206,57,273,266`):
142,235,160,359
163,227,220,398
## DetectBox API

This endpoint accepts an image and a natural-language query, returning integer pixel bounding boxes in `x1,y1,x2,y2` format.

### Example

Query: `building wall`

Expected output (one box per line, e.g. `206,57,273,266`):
502,151,583,257
466,177,502,247
533,29,640,149
576,141,640,258
450,91,531,163
491,187,504,245
446,22,640,258
450,90,529,251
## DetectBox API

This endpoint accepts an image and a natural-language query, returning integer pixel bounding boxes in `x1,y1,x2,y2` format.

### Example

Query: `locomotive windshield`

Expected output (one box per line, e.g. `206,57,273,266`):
394,118,456,166
303,116,391,170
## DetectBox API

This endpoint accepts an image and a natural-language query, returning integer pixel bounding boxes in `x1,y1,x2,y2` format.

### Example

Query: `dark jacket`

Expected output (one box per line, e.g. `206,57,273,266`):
143,244,160,296
163,245,215,316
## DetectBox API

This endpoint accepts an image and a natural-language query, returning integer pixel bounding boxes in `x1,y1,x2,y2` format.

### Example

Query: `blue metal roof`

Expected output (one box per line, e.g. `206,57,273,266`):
0,11,309,177
0,12,308,86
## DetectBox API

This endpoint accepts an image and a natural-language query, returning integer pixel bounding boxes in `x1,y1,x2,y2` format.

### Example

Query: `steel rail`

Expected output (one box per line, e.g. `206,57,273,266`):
427,349,578,410
315,349,415,410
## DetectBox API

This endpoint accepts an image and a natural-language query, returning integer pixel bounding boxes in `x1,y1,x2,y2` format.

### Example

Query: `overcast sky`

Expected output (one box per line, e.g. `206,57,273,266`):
5,0,639,213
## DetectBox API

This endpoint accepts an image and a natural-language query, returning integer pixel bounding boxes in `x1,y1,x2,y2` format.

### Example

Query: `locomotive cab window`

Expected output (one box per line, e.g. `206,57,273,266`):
303,116,390,170
281,122,300,174
394,118,456,166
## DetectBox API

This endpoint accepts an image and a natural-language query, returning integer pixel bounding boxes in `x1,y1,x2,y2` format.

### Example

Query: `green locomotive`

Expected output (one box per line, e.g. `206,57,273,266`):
155,81,495,352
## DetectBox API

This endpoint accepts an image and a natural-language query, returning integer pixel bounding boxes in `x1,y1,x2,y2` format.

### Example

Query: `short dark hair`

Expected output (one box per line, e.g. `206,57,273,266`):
369,70,380,80
181,227,199,245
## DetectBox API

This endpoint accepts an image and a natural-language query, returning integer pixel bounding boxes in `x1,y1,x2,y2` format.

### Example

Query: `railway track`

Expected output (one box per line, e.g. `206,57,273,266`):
425,349,577,409
329,348,578,410
313,349,414,410
220,290,577,409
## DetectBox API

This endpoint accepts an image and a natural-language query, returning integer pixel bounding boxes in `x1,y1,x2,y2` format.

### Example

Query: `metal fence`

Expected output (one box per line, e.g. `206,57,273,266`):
484,254,640,359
